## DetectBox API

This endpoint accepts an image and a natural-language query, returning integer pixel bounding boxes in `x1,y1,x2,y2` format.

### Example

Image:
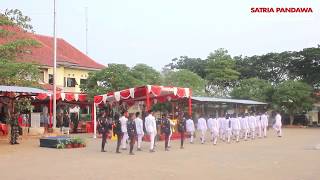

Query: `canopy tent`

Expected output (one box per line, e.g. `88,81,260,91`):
0,85,48,96
93,85,192,138
191,96,267,105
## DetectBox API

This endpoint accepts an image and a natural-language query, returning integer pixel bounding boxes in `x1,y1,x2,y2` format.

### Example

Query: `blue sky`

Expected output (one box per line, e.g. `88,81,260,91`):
1,0,320,70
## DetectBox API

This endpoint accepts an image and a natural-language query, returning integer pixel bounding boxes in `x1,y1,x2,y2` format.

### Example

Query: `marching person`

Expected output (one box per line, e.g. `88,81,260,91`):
186,115,195,144
207,115,214,142
127,113,137,155
273,111,282,137
167,118,175,148
178,114,187,149
113,113,123,153
240,113,249,141
197,114,207,144
120,111,129,150
10,112,20,145
62,111,70,135
99,112,112,152
145,110,157,152
161,113,171,151
134,112,144,151
261,112,269,138
256,113,262,138
248,113,257,140
225,114,232,143
219,114,226,141
212,115,220,145
231,114,241,143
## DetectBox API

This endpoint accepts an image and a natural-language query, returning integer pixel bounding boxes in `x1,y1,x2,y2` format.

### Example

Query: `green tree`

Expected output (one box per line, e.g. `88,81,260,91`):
205,48,240,97
164,56,207,79
162,69,206,96
230,78,273,102
81,64,141,98
272,80,313,125
131,63,162,85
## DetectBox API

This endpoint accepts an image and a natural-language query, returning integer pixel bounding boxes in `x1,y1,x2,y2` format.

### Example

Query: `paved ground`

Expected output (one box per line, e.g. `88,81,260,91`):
0,128,320,180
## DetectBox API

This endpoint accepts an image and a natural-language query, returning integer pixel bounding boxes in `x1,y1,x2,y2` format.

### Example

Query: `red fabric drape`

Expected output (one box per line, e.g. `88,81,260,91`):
94,96,103,104
36,93,48,100
65,93,75,101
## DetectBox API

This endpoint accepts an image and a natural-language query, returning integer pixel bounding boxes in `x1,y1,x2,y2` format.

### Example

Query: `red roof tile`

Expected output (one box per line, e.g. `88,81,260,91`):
0,25,105,70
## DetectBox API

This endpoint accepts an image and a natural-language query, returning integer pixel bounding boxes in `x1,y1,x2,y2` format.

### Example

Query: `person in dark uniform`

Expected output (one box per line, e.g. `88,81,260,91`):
177,114,187,149
99,112,112,152
161,113,171,151
113,113,123,153
127,113,137,155
10,112,20,145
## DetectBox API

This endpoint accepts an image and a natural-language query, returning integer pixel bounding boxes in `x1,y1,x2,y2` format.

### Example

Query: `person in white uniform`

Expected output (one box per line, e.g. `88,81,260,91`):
261,112,269,138
248,113,256,140
212,116,220,145
207,115,214,142
186,116,195,143
167,118,175,148
225,114,232,143
197,115,207,144
231,114,241,142
273,112,282,137
145,110,157,152
240,113,249,141
134,112,144,151
119,111,129,150
219,115,226,141
256,113,262,138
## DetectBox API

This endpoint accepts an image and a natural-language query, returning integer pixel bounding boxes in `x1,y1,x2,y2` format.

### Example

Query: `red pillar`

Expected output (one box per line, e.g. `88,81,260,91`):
91,103,94,132
188,89,192,117
49,95,52,128
146,87,150,112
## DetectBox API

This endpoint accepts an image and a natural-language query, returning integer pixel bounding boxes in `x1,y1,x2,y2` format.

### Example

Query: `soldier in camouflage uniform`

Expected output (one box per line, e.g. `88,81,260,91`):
10,112,20,145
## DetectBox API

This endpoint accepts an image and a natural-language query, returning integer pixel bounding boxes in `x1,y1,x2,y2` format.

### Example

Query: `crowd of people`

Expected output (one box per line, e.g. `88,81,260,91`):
98,110,283,155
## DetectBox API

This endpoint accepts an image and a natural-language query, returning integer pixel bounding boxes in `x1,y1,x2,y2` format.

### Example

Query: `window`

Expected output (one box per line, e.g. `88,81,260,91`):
80,79,87,85
49,74,53,85
66,78,77,87
39,71,45,83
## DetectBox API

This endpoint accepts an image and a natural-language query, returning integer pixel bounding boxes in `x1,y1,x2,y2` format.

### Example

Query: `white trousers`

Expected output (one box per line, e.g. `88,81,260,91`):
149,132,156,150
233,129,240,142
273,125,282,137
212,130,219,145
137,134,143,148
187,131,194,143
257,126,262,138
242,129,249,140
121,132,128,149
219,128,225,140
250,128,255,139
226,128,232,143
200,130,206,143
262,126,267,137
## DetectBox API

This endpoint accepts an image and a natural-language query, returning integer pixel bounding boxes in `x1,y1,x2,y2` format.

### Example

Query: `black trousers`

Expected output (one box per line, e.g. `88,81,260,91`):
129,136,135,153
180,132,185,147
101,132,107,150
116,133,122,152
164,133,170,149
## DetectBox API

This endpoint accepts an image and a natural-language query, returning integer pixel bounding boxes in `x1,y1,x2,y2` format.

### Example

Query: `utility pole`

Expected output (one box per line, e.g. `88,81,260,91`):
53,0,57,128
85,7,88,55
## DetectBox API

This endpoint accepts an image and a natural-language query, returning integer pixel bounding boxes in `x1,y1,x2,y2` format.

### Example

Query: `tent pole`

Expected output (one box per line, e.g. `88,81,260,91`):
93,103,97,138
49,95,52,128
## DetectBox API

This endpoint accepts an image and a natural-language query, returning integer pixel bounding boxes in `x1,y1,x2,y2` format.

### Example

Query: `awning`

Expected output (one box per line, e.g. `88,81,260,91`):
191,96,267,105
0,85,48,94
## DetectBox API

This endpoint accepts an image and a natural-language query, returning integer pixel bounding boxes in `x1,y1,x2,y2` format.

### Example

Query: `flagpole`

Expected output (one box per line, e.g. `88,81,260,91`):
53,0,57,128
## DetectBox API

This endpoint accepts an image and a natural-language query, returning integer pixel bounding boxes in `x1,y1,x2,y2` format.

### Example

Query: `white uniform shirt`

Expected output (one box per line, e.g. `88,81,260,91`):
219,117,226,130
275,114,282,127
231,117,241,130
197,118,207,131
119,116,128,133
248,116,256,129
212,118,220,132
186,119,195,132
240,116,249,130
225,118,231,130
145,114,157,134
256,115,262,128
261,114,268,127
207,118,214,132
134,117,144,135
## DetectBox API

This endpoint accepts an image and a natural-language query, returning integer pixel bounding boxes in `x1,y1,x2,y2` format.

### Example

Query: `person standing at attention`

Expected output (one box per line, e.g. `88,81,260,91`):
113,113,123,153
134,112,144,151
186,115,195,144
161,113,171,151
120,111,129,150
145,110,157,152
127,113,137,155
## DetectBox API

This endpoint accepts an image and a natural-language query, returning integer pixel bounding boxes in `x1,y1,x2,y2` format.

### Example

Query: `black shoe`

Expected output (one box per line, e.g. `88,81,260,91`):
121,148,127,150
14,142,19,144
137,148,142,151
116,151,121,154
129,152,135,155
180,146,184,149
149,149,155,153
101,149,106,152
165,148,169,151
